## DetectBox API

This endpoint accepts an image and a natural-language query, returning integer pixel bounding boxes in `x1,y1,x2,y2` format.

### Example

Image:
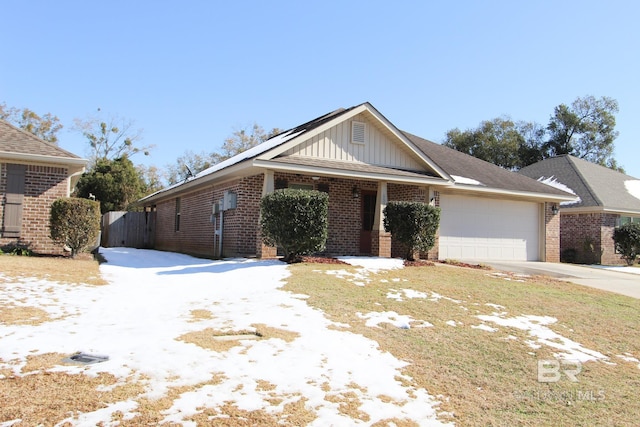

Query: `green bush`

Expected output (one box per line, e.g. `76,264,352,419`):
49,197,101,258
613,222,640,266
260,189,329,263
383,201,441,261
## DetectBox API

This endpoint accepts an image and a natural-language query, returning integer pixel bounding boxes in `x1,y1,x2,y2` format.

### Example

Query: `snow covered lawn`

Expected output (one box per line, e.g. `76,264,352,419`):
0,248,449,426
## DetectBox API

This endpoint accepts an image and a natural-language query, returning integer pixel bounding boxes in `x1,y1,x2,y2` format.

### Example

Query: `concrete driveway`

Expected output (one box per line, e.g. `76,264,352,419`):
481,261,640,299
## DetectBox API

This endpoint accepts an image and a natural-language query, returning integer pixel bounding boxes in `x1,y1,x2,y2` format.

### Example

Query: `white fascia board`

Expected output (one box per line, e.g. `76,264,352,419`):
0,151,88,169
252,159,452,187
138,160,253,205
443,183,578,202
561,206,640,215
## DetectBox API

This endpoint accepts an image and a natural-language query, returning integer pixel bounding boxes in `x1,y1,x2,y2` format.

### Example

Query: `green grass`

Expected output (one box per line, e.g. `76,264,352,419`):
284,262,640,426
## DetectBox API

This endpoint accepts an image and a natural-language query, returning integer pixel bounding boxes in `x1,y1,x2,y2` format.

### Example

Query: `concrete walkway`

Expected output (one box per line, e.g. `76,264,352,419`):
480,261,640,299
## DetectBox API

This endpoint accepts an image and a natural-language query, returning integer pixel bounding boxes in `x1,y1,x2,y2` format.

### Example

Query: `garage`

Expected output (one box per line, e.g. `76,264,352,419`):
438,194,541,261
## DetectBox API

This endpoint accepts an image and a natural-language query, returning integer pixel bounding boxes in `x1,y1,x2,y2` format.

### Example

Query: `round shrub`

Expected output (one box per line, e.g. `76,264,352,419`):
49,197,101,258
383,201,441,261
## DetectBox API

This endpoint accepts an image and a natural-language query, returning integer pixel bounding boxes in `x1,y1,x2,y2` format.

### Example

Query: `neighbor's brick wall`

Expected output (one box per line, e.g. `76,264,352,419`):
544,202,560,263
0,162,69,255
560,212,623,265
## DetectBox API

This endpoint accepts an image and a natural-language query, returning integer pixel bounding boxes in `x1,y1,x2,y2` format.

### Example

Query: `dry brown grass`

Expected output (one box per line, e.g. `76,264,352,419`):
0,254,106,286
285,261,640,426
0,305,53,325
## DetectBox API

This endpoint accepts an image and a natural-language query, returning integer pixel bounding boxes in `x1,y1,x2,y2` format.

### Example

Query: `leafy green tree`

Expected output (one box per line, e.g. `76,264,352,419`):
545,95,619,168
613,223,640,266
73,111,152,167
137,164,164,196
75,157,144,213
442,95,623,171
49,198,101,257
383,201,441,261
260,189,329,263
0,102,63,144
444,117,535,170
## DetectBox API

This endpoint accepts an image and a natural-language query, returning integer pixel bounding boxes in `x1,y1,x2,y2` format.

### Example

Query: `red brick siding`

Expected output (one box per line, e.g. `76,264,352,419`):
0,163,69,255
560,212,624,265
544,202,560,263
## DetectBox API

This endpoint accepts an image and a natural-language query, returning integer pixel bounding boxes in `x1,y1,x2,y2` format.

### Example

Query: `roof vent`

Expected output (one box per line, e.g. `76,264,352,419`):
63,352,109,365
352,121,366,144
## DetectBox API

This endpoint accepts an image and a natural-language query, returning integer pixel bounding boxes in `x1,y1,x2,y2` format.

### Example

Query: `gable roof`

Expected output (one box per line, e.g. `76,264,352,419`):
402,132,572,197
139,103,575,204
0,119,86,169
519,155,640,214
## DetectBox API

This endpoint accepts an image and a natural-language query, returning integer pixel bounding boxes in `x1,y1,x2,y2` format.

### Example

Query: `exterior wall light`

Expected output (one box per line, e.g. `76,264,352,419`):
551,204,559,215
352,186,359,199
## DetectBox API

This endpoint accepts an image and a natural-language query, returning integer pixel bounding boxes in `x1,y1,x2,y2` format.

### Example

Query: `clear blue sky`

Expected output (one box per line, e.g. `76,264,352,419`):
2,1,639,179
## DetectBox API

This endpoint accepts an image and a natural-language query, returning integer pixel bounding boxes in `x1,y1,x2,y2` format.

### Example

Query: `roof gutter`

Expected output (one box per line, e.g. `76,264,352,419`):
0,151,88,168
442,183,578,202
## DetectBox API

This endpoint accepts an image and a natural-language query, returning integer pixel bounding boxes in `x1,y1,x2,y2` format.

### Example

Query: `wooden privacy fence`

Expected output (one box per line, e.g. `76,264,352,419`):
101,211,156,248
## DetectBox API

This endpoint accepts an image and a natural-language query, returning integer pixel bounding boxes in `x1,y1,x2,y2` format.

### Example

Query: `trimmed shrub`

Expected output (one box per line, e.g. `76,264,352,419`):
260,189,329,263
49,198,101,258
613,222,640,266
383,201,441,261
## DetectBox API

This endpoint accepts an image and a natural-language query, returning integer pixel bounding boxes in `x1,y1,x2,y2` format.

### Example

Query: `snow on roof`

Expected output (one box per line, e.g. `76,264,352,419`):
537,176,581,206
194,129,305,179
451,175,484,186
625,180,640,201
139,129,305,201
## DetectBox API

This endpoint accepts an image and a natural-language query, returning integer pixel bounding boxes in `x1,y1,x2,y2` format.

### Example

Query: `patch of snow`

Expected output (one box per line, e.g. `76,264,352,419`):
445,320,457,327
0,248,450,425
357,311,433,329
338,256,405,271
625,180,640,200
477,314,607,362
537,176,581,206
451,175,484,186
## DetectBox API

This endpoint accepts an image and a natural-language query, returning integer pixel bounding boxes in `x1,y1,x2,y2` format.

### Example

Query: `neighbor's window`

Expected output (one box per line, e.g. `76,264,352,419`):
175,197,181,232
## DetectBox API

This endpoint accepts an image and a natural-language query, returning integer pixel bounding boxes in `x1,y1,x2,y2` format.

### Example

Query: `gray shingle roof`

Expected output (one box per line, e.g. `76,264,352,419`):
519,155,640,212
0,119,82,160
402,132,571,196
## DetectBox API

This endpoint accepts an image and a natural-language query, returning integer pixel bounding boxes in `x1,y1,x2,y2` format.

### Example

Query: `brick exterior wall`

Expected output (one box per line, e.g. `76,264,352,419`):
0,163,70,255
544,202,561,263
561,212,623,265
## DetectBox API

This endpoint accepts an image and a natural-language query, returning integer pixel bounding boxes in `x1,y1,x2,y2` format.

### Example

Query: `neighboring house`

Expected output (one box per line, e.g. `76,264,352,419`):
139,103,574,262
0,120,87,254
520,155,640,265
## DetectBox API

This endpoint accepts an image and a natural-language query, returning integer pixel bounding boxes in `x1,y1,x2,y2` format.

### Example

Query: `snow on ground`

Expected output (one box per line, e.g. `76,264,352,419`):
593,265,640,275
0,248,449,426
476,314,608,362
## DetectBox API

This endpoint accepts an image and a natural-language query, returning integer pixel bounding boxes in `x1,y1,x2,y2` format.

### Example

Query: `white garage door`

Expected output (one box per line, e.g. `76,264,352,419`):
439,195,540,261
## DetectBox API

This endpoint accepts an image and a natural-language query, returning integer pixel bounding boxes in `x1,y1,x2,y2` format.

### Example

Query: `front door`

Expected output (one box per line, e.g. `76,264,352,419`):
359,191,377,254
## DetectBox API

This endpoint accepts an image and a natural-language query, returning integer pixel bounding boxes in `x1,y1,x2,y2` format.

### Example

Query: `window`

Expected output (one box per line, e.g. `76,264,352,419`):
175,198,181,232
618,216,639,226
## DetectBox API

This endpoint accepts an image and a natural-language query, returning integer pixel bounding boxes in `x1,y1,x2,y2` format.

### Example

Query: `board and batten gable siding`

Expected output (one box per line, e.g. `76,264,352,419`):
282,113,427,171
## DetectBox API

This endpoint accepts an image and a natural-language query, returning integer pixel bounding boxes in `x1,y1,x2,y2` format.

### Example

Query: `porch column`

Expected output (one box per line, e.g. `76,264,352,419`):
371,181,391,257
256,170,278,258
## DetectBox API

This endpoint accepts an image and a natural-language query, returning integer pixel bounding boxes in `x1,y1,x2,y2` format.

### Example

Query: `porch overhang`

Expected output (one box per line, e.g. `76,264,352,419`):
252,158,452,187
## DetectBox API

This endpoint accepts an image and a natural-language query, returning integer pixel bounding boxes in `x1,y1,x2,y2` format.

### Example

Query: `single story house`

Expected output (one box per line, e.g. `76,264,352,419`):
139,103,574,262
0,120,87,254
520,154,640,265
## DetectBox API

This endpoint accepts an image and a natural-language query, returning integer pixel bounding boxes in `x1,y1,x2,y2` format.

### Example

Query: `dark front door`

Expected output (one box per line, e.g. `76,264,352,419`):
359,191,377,254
